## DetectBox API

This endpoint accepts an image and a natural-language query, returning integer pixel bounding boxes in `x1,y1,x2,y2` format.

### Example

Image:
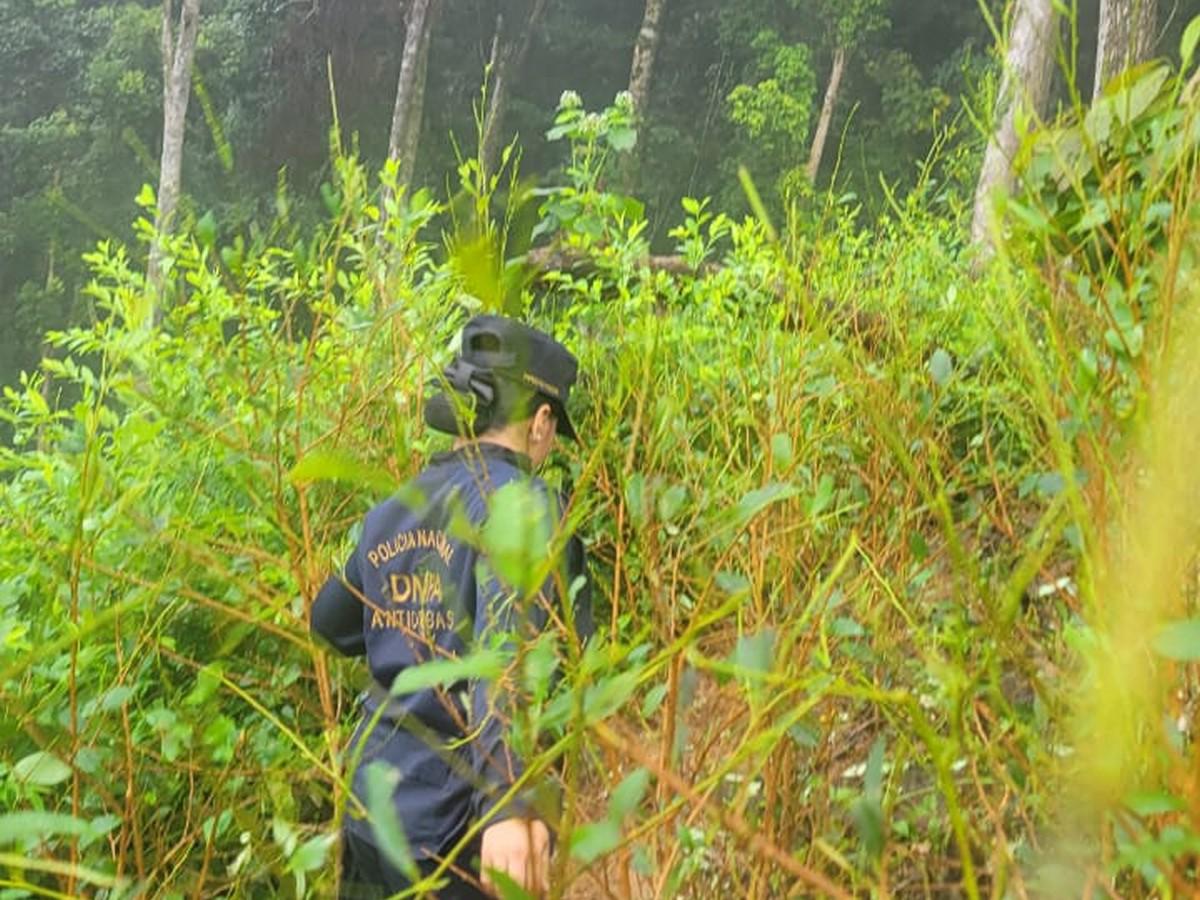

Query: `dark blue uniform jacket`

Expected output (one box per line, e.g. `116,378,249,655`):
311,443,592,858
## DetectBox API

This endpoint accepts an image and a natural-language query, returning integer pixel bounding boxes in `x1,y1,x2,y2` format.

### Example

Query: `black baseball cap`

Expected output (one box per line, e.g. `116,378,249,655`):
427,315,580,441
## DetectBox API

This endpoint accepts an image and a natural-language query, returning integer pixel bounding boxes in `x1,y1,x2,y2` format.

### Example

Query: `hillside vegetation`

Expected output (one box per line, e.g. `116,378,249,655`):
2,47,1200,900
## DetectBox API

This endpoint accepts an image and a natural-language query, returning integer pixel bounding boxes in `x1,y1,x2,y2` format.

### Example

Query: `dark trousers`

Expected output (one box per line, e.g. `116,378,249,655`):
340,829,490,900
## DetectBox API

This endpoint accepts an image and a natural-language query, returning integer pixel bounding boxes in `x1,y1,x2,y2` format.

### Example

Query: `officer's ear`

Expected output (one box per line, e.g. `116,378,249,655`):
529,402,556,444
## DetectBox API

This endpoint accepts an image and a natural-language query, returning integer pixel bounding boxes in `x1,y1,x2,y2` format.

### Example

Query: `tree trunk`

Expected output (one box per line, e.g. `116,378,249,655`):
970,0,1057,251
620,0,667,190
387,0,438,193
1094,0,1157,98
148,0,201,295
805,45,848,184
628,0,667,119
480,0,548,176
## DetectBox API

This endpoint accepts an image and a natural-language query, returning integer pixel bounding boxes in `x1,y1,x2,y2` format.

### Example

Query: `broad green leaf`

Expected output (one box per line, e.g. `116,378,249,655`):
729,629,775,677
656,484,688,523
735,482,799,527
583,671,639,723
389,648,508,697
202,715,238,764
1125,791,1185,816
606,126,637,152
1110,65,1170,127
287,450,395,494
196,210,218,248
569,818,621,863
624,473,647,527
851,796,885,860
929,348,953,386
770,432,794,468
1151,619,1200,660
1182,14,1200,71
289,832,336,873
787,721,820,749
809,474,835,519
0,811,89,844
640,683,668,718
714,571,750,596
487,869,537,900
13,751,72,787
522,633,560,701
609,768,650,820
364,762,419,880
864,736,885,802
482,480,553,593
185,662,225,707
852,737,887,860
99,685,134,711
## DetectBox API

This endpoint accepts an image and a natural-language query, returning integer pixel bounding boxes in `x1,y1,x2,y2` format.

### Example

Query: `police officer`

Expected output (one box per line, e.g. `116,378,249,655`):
312,315,593,899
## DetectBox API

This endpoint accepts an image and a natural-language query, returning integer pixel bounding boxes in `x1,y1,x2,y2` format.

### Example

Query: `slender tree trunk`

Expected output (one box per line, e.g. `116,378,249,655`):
149,0,201,295
621,0,667,190
387,0,438,193
970,0,1057,251
628,0,667,118
805,45,848,184
480,0,548,176
1094,0,1158,98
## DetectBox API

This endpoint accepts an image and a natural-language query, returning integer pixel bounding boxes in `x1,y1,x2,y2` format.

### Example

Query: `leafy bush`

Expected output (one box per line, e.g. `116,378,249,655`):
1,71,1198,899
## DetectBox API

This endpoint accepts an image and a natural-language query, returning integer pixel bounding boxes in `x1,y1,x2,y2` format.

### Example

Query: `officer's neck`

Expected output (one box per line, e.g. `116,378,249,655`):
453,428,533,468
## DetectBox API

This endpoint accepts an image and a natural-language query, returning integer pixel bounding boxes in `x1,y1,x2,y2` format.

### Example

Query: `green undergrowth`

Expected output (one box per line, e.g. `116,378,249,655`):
2,57,1199,899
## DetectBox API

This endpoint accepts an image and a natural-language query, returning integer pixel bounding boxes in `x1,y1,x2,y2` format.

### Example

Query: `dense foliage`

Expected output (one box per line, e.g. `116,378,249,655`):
0,0,1049,388
3,3,1200,898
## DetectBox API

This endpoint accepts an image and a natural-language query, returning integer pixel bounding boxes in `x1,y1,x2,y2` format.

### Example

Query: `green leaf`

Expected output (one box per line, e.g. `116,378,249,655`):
1182,15,1200,71
929,348,953,386
606,126,638,152
487,869,537,900
13,751,72,787
1151,619,1200,660
787,721,820,749
735,482,800,527
609,768,650,820
196,210,218,248
99,685,134,711
853,737,887,860
389,648,508,697
624,473,647,527
583,670,639,723
770,432,793,468
482,481,553,593
569,819,622,863
851,796,885,860
1111,65,1170,127
185,662,225,707
1125,791,1185,817
714,571,750,596
288,450,396,494
202,715,238,764
364,762,419,880
291,832,335,873
729,629,775,677
0,811,90,845
656,484,688,523
522,633,560,702
808,474,835,519
640,683,668,718
864,736,885,802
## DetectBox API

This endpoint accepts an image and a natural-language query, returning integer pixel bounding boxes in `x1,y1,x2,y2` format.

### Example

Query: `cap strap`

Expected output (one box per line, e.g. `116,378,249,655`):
444,358,495,406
